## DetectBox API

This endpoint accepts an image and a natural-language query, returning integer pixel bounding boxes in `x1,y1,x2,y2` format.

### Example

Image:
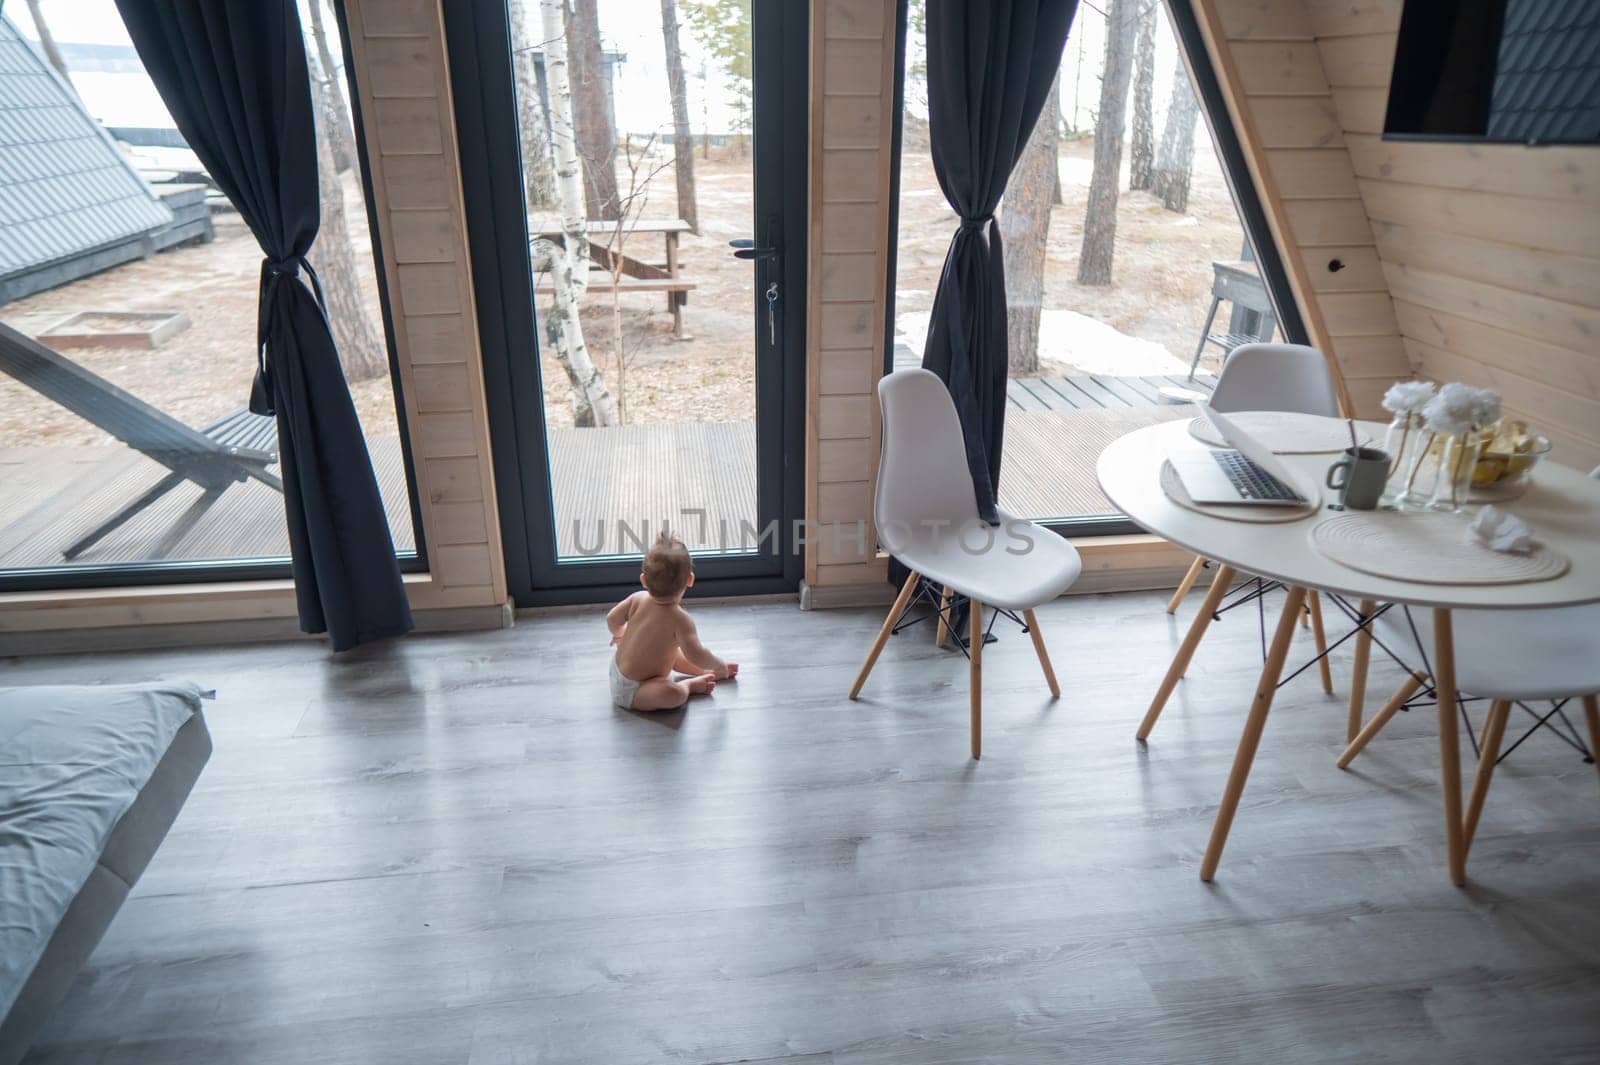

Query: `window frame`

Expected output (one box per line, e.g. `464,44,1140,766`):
0,0,428,594
883,0,1311,541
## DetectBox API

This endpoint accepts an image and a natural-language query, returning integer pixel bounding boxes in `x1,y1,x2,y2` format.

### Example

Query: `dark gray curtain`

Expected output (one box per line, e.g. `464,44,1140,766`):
921,0,1078,522
115,0,413,650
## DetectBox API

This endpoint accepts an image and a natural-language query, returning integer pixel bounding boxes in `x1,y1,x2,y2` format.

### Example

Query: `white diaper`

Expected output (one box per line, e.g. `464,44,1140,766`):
609,656,642,709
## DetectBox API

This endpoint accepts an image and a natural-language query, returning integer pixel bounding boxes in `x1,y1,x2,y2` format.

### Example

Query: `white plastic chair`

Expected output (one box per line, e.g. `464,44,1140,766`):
1205,342,1342,419
1169,343,1344,611
848,369,1083,759
1340,466,1600,864
1165,343,1345,692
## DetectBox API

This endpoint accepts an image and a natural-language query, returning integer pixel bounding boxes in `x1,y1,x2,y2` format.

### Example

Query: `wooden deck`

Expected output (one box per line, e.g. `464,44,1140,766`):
0,438,417,570
0,373,1212,569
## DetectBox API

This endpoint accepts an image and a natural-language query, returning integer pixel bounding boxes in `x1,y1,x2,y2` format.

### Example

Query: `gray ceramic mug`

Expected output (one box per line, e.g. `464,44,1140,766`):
1326,446,1390,510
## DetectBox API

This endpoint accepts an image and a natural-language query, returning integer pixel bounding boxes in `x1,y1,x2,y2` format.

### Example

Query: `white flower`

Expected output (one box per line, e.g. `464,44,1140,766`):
1382,379,1435,415
1422,381,1479,435
1470,387,1501,429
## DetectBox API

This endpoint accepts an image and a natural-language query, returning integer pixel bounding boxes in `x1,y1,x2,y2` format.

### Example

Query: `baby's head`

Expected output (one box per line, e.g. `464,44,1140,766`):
641,531,693,601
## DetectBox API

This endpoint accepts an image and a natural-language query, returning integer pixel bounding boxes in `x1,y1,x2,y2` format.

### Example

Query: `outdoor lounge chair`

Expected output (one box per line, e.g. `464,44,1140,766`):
0,321,281,561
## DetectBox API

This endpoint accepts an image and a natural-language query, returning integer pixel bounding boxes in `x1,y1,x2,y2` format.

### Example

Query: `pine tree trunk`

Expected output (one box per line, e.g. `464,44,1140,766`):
538,0,615,427
1077,0,1138,285
1000,70,1060,376
24,0,71,84
1128,0,1156,191
305,0,358,174
568,0,621,221
660,0,699,233
508,0,556,208
1151,60,1200,214
308,79,387,384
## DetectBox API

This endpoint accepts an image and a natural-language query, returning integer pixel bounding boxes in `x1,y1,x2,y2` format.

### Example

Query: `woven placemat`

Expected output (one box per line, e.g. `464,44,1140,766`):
1160,460,1320,524
1310,512,1570,585
1189,412,1365,454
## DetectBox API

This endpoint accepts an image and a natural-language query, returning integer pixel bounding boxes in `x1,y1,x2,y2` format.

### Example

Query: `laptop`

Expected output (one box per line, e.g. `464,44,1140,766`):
1171,407,1307,506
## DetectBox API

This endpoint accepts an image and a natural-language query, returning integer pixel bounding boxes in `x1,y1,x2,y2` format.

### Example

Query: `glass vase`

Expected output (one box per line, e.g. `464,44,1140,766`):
1380,413,1424,508
1395,429,1442,510
1428,433,1482,513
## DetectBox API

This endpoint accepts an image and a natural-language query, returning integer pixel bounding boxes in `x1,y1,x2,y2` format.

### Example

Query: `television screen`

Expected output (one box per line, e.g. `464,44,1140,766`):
1384,0,1600,144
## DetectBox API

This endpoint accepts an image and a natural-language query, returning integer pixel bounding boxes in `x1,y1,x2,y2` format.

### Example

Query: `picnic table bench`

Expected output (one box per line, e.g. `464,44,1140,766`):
530,217,697,338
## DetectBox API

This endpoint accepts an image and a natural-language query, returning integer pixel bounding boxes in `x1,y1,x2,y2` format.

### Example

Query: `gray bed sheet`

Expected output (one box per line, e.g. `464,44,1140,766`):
0,682,206,1021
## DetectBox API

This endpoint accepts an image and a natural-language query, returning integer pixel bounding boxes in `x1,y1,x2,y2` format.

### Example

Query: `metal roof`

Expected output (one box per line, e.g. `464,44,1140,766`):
0,14,171,286
1489,0,1600,143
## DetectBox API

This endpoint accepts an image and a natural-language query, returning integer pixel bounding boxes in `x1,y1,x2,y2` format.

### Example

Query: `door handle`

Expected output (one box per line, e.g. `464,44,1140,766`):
730,238,778,262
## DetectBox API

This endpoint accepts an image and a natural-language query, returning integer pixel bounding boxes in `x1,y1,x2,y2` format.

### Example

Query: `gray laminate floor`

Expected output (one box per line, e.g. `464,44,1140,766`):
7,591,1599,1064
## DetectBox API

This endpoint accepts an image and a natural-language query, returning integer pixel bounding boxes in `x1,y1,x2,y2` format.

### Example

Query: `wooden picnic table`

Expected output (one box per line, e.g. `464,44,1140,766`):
530,217,696,338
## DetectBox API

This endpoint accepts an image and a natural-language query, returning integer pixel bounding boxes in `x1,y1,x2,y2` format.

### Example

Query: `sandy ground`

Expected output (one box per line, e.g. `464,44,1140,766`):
0,172,400,451
894,130,1248,378
2,137,1245,446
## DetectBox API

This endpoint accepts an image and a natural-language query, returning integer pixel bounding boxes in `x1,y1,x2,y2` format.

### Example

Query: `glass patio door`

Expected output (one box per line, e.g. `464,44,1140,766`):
447,0,806,605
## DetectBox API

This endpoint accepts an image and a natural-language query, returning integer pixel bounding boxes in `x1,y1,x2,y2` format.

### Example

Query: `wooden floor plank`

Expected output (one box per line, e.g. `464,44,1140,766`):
6,592,1597,1064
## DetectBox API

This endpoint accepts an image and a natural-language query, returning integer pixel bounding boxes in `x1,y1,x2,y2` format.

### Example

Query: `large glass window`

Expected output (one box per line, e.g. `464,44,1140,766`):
506,0,761,562
0,0,417,585
893,0,1283,529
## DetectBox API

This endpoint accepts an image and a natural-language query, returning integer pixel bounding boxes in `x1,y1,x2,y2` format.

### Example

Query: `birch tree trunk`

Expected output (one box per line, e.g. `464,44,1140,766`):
1077,0,1138,286
507,0,556,208
1128,0,1157,191
532,239,616,427
540,0,591,297
305,0,358,174
660,0,699,233
1151,62,1200,213
1000,70,1060,376
537,0,615,427
308,70,387,383
568,0,622,221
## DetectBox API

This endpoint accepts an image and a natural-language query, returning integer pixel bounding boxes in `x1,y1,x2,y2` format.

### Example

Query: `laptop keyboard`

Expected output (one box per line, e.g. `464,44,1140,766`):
1212,450,1301,501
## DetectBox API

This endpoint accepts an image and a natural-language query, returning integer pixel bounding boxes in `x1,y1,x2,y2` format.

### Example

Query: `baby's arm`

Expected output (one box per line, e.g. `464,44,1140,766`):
605,592,638,645
676,611,736,679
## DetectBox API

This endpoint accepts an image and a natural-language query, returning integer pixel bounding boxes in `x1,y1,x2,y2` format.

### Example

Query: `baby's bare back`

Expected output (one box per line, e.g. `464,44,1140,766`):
615,594,689,681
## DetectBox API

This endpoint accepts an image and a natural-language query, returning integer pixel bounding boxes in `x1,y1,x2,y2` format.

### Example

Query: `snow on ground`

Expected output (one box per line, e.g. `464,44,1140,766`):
895,308,1191,378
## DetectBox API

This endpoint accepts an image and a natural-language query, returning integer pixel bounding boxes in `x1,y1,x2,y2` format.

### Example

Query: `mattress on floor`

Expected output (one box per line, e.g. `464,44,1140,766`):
0,683,207,1022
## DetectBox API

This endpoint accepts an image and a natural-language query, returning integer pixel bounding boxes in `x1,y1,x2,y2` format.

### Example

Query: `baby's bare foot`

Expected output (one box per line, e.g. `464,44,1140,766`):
719,663,739,680
687,672,717,695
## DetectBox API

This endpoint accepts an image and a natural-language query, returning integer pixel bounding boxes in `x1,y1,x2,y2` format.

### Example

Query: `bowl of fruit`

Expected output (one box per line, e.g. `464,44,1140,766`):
1472,419,1551,499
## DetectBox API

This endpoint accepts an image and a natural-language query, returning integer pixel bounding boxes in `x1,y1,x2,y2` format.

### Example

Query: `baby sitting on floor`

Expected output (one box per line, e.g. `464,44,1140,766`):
606,532,738,711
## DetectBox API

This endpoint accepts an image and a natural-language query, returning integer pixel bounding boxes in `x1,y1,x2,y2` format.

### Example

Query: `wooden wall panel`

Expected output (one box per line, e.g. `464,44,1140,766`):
1304,1,1600,471
345,0,507,607
1191,0,1410,417
805,0,897,590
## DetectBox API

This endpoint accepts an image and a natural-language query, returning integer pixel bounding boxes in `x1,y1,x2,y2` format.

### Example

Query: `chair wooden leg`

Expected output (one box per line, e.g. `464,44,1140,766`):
1307,590,1332,694
1166,556,1206,614
1434,608,1467,886
934,584,954,647
849,571,920,700
1463,700,1512,853
1022,608,1060,699
1140,563,1237,741
969,599,984,760
1583,695,1600,788
1347,598,1377,743
1337,671,1427,769
1201,584,1306,882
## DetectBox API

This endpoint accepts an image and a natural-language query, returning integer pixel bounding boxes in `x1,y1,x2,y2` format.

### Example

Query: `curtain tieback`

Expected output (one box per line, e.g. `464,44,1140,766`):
252,253,330,416
957,215,995,233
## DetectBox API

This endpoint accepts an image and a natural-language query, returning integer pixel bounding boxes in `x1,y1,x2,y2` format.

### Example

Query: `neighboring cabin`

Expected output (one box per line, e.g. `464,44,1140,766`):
0,16,210,307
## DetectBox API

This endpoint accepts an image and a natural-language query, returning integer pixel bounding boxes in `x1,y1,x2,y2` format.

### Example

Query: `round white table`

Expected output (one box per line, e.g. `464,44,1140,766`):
1097,419,1600,884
